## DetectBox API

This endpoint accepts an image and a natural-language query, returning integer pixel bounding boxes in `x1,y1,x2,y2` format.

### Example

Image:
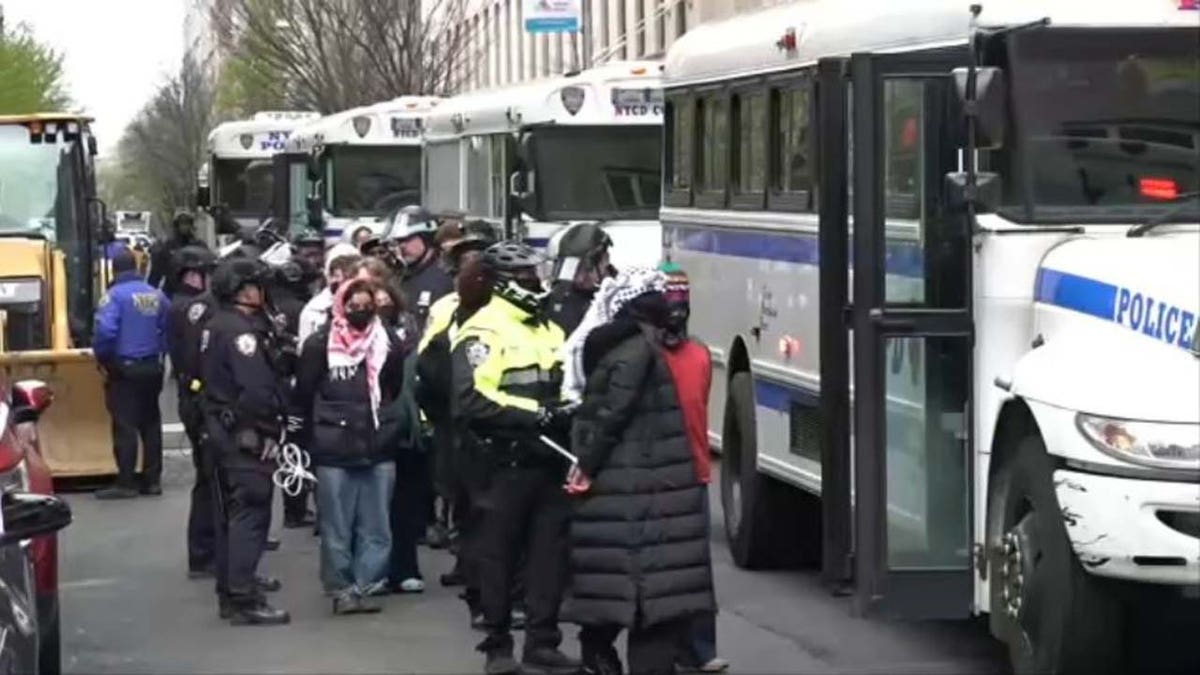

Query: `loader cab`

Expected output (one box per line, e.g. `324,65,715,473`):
0,115,102,351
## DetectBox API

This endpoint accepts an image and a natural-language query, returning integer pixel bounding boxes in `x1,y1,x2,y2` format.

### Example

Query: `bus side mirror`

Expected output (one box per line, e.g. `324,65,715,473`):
945,171,1003,214
0,493,72,547
952,66,1007,150
196,185,211,209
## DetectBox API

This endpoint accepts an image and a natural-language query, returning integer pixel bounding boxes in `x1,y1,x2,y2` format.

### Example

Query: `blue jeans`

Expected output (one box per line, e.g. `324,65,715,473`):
316,462,395,595
679,485,718,665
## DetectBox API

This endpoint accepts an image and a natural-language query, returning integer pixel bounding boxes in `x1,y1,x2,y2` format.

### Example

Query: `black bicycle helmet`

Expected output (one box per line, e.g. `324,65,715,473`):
447,219,499,258
482,241,544,277
211,258,270,302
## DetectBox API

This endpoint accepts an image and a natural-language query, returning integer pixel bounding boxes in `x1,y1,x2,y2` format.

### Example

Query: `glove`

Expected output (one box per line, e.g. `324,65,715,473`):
538,402,578,435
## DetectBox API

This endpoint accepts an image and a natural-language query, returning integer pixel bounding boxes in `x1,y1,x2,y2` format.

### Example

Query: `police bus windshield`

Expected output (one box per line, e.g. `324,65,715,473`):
1003,27,1199,223
212,158,275,217
326,145,421,217
530,126,662,221
0,125,80,240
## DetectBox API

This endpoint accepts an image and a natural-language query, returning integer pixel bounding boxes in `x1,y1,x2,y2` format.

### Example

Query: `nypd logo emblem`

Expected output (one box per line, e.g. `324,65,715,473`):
236,333,257,356
465,340,490,369
187,303,206,323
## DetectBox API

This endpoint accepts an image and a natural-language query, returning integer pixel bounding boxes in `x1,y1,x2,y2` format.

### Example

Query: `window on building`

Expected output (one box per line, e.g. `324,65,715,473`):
698,96,728,194
600,0,610,58
674,0,687,41
655,0,666,54
617,0,628,59
541,33,550,76
668,96,693,192
771,83,815,207
734,92,767,195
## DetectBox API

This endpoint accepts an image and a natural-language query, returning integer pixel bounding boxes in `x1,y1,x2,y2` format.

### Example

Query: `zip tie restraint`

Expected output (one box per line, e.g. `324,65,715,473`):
269,429,317,497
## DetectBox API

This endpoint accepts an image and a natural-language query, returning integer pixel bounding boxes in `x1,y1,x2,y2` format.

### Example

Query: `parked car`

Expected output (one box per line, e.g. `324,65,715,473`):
0,375,71,674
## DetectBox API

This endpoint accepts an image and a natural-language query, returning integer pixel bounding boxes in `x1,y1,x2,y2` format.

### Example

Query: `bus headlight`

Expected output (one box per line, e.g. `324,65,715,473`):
1076,413,1200,473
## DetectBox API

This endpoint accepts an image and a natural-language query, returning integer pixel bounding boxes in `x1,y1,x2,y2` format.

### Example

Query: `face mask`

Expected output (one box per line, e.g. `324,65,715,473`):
346,309,374,330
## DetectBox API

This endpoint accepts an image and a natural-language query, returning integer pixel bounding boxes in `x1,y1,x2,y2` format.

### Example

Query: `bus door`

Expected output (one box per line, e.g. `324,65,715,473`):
846,48,974,619
271,152,311,235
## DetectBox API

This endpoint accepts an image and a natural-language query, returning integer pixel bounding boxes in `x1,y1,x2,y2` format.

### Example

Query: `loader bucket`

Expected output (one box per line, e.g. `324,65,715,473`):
0,349,116,478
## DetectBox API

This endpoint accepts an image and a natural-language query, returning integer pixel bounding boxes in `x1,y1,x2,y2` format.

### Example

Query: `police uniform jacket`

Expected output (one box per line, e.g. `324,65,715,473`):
291,325,408,468
167,288,215,386
200,306,288,469
450,295,565,448
92,272,168,366
402,255,454,333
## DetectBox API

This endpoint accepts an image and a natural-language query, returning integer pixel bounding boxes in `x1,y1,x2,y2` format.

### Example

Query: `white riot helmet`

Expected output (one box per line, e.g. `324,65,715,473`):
382,205,437,242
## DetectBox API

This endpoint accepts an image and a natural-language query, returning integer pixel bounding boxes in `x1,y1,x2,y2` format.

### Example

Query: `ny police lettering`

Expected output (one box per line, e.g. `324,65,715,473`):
614,104,664,116
1113,288,1197,349
259,130,292,151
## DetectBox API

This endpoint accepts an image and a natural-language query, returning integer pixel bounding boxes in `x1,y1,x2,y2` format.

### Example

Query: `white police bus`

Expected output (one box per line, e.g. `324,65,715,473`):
284,96,442,243
201,111,321,232
421,61,664,269
661,0,1199,671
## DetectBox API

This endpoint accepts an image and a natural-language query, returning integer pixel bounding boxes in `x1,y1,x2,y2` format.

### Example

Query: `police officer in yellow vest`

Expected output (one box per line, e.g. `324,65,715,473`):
450,241,579,675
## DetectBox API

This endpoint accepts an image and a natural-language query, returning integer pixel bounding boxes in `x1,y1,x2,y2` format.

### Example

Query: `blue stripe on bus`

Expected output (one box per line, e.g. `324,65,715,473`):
665,225,924,278
754,379,819,413
1033,268,1118,322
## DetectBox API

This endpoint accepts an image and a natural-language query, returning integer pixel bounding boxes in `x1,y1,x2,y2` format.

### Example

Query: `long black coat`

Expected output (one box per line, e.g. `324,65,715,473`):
561,318,715,628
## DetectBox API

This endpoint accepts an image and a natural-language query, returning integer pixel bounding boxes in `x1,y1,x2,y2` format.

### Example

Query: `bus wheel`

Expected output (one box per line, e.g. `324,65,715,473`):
995,433,1124,675
721,372,800,568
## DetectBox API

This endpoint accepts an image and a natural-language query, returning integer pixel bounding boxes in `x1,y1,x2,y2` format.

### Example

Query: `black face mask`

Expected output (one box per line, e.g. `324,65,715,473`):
346,309,374,330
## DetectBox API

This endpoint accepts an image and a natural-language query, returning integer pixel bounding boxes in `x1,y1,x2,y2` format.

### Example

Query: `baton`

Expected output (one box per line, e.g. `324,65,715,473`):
538,435,578,465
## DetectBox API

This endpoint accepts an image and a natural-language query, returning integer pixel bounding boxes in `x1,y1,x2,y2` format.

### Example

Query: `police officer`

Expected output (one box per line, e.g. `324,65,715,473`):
385,205,453,331
92,248,170,500
545,222,615,335
165,246,219,575
148,211,208,297
201,258,290,625
415,221,497,604
451,241,578,675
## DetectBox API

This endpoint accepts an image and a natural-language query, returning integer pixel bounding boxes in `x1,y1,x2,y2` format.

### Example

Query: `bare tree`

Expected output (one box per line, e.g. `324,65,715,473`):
214,0,470,116
114,55,219,230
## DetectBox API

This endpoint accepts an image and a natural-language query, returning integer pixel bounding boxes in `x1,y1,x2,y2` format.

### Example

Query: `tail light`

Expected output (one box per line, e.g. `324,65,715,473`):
1139,177,1179,200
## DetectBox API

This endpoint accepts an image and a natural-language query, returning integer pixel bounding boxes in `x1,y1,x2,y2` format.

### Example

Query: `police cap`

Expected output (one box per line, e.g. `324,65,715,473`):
211,258,270,302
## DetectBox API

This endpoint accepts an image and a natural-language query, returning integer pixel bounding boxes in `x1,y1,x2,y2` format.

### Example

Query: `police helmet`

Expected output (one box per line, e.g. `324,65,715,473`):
548,222,612,281
383,205,437,242
172,245,217,276
446,219,499,258
211,258,270,302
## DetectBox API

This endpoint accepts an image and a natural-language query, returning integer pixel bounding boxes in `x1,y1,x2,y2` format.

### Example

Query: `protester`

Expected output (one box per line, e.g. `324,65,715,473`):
298,243,361,348
562,268,716,675
658,263,728,673
292,278,407,614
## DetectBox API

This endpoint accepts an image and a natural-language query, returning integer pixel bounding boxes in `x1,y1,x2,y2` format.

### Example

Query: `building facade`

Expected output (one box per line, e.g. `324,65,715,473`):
448,0,782,94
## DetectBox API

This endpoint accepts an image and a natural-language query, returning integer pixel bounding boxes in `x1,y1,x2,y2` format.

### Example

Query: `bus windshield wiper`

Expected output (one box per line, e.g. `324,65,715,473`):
1127,191,1200,238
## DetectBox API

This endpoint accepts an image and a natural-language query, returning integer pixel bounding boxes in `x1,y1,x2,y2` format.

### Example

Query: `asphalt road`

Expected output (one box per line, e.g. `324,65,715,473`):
57,448,1009,675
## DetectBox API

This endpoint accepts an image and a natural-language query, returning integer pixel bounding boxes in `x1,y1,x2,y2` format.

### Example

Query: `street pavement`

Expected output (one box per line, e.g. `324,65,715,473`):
58,451,1008,674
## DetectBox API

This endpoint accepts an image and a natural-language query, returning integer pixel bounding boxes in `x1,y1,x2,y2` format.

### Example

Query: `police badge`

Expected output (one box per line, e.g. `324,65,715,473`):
465,340,490,369
187,302,206,324
236,333,258,356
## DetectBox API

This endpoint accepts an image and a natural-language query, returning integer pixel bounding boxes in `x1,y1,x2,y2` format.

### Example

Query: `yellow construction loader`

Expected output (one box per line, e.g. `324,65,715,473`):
0,113,118,478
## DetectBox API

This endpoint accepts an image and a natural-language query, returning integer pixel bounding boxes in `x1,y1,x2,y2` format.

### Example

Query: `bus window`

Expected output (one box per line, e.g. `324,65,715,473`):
425,141,462,213
770,83,815,209
697,95,729,197
734,92,768,197
668,95,694,192
466,135,492,216
883,80,924,220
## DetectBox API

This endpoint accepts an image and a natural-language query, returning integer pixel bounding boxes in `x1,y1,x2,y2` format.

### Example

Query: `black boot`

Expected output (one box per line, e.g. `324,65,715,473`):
228,598,290,626
95,485,138,500
483,647,520,675
523,646,581,674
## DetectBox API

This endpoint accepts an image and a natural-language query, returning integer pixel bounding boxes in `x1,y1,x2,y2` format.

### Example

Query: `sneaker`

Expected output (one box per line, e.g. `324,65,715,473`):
698,658,729,673
95,486,138,500
332,593,362,615
358,594,383,614
397,577,425,593
484,649,520,675
522,646,581,674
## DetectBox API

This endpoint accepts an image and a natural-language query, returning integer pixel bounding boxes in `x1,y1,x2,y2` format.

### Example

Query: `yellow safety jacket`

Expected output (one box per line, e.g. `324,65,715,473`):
419,292,460,354
450,295,564,434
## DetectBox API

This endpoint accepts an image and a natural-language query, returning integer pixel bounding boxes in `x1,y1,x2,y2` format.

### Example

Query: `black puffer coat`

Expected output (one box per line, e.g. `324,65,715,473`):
561,317,715,628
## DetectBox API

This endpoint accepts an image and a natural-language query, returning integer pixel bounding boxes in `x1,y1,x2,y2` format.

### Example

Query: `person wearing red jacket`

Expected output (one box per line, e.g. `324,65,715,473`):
657,263,728,673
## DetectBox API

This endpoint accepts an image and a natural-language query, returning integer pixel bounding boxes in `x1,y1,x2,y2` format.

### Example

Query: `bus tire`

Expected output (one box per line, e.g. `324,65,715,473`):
721,372,797,569
993,432,1125,675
